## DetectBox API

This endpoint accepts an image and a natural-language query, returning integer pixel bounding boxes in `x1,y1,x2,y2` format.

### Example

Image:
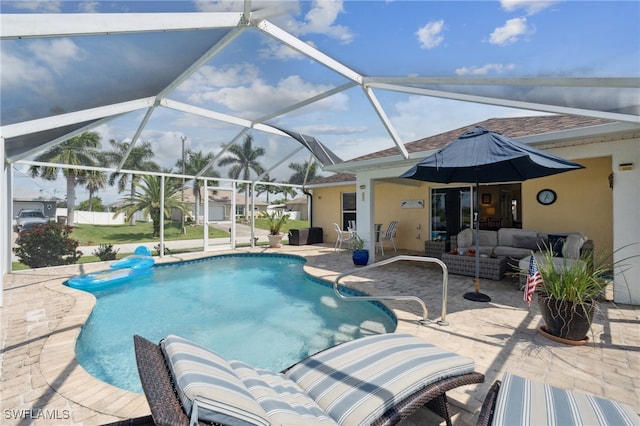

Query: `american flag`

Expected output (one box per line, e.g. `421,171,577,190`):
524,255,543,306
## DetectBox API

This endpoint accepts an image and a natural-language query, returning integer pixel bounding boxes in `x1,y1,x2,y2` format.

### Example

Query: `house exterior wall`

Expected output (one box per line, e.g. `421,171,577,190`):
523,156,613,254
312,185,354,243
312,134,639,304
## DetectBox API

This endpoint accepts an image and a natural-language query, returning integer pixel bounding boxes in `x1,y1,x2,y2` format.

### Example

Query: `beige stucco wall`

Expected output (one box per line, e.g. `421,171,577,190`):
312,185,355,243
523,156,613,254
313,156,613,255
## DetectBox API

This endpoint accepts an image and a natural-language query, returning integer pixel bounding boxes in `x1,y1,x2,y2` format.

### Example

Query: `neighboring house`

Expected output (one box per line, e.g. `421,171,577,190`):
306,114,640,305
284,195,310,221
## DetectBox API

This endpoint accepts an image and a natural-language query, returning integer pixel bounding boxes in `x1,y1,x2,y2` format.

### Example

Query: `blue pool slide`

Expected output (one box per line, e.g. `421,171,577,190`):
66,246,154,289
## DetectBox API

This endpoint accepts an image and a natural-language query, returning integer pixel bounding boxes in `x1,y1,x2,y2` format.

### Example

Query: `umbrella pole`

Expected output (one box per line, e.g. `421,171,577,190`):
464,181,491,302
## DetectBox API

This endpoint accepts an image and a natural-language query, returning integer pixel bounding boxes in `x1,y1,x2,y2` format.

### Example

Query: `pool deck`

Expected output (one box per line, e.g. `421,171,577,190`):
2,244,639,425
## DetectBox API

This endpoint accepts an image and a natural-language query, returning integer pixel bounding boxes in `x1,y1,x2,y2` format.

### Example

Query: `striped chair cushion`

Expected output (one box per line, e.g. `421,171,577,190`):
232,360,337,425
285,333,475,425
492,372,640,425
160,335,270,426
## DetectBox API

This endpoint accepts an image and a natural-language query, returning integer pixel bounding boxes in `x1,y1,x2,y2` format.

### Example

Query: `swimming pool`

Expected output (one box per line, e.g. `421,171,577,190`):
74,254,397,393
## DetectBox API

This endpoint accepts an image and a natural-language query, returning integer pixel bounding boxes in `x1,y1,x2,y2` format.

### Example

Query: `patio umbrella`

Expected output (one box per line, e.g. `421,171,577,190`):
400,126,584,302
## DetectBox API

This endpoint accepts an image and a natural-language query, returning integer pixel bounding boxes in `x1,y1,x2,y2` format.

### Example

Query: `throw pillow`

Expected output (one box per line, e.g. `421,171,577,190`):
512,234,540,250
547,234,566,258
563,233,587,259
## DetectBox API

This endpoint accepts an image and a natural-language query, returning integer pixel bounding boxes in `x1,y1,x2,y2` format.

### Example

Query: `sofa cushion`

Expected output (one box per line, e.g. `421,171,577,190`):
563,233,588,259
492,372,639,426
494,246,533,259
512,233,543,251
478,230,498,247
457,228,474,248
497,228,538,248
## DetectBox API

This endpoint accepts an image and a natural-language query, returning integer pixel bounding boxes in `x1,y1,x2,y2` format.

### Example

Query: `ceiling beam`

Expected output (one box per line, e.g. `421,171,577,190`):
0,13,243,39
364,76,640,88
363,87,409,159
367,83,640,124
0,97,155,138
255,19,363,84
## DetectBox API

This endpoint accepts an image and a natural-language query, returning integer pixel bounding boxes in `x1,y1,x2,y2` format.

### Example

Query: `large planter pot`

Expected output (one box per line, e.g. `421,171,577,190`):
267,234,284,248
538,295,596,341
352,249,369,266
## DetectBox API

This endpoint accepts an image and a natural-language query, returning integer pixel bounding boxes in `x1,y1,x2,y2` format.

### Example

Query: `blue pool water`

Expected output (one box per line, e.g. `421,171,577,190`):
74,254,396,393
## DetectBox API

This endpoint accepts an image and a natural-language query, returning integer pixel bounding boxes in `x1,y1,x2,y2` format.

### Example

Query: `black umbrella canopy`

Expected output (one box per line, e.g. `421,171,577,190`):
401,126,584,302
400,126,584,183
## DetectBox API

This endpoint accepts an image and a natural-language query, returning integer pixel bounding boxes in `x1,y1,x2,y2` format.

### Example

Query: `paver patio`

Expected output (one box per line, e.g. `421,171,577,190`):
2,244,638,425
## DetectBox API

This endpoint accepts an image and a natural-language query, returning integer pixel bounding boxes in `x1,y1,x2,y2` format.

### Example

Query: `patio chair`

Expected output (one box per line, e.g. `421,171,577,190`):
333,222,354,251
477,372,639,426
377,221,398,255
134,333,485,426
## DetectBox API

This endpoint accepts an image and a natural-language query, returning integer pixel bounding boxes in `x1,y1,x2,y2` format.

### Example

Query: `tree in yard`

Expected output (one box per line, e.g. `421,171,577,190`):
175,149,220,225
102,139,159,225
288,160,318,185
255,174,278,204
84,167,108,212
113,174,191,238
29,132,101,226
218,134,265,219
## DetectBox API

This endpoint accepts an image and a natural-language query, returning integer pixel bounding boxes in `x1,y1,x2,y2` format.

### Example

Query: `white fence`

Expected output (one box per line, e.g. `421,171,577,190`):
56,208,130,225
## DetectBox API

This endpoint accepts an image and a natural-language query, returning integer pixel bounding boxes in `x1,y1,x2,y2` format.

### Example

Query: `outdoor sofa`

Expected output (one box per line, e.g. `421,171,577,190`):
133,333,485,426
452,227,592,285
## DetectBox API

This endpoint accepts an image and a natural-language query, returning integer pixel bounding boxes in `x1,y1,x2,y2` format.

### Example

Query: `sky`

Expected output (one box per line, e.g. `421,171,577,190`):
3,0,639,204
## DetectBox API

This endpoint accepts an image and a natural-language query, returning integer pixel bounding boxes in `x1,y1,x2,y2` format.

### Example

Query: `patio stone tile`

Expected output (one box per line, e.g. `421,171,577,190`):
2,245,639,425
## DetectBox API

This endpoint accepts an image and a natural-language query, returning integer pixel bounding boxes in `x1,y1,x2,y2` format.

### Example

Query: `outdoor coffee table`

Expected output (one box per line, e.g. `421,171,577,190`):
441,253,508,280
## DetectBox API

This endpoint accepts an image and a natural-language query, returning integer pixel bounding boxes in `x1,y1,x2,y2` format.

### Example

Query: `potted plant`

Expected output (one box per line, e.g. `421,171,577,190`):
532,246,616,344
262,211,290,248
350,234,369,266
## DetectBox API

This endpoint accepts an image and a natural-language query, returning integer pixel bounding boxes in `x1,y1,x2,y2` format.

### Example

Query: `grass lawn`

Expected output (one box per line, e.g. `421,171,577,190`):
11,218,310,270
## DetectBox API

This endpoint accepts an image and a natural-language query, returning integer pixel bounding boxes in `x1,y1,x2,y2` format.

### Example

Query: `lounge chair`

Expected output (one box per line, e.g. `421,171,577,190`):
477,372,639,426
134,333,485,426
377,221,398,256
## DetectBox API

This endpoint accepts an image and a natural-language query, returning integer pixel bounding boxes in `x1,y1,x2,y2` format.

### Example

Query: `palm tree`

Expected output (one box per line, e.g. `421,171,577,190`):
255,174,278,204
288,160,318,185
218,134,265,219
175,149,220,225
103,139,159,225
276,184,298,202
114,174,191,238
29,132,101,226
84,165,108,212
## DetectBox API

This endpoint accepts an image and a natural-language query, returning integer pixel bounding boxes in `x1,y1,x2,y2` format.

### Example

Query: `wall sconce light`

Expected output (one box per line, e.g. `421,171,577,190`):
608,172,614,189
359,185,366,189
619,163,634,171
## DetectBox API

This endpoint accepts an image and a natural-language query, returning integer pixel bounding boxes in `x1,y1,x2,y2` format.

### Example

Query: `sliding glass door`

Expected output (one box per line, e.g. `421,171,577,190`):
430,187,472,242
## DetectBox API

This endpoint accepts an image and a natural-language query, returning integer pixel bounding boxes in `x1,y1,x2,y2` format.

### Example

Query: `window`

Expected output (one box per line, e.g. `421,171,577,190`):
341,192,356,231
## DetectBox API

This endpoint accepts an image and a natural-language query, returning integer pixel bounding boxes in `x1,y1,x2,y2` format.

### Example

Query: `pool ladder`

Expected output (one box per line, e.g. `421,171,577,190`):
333,255,449,326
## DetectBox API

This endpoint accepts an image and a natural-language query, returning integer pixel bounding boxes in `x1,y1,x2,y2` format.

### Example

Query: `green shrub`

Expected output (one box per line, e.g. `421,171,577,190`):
13,222,82,268
93,243,119,261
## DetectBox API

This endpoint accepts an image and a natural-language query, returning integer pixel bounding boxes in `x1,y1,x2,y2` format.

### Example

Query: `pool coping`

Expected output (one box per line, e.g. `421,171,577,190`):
36,250,420,421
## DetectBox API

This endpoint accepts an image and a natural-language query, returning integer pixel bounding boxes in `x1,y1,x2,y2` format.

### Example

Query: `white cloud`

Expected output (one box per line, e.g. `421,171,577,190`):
9,1,61,12
416,20,445,49
27,38,84,75
455,63,516,76
77,1,100,13
190,75,349,116
180,63,261,96
489,17,532,45
500,0,557,16
290,0,354,44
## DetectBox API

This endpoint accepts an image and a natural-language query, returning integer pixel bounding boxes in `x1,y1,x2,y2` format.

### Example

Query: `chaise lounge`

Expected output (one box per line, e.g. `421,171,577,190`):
477,372,639,426
133,333,485,426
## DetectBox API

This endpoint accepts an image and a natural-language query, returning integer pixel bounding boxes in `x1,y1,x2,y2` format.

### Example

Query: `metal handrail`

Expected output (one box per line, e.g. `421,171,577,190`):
333,255,449,326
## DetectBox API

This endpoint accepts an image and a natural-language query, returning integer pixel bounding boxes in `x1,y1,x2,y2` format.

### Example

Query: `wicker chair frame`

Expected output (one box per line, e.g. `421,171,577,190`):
132,335,484,426
476,380,501,426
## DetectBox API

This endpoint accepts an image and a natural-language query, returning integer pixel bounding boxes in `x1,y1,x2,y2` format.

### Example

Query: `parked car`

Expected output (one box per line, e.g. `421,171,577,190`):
15,209,49,232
